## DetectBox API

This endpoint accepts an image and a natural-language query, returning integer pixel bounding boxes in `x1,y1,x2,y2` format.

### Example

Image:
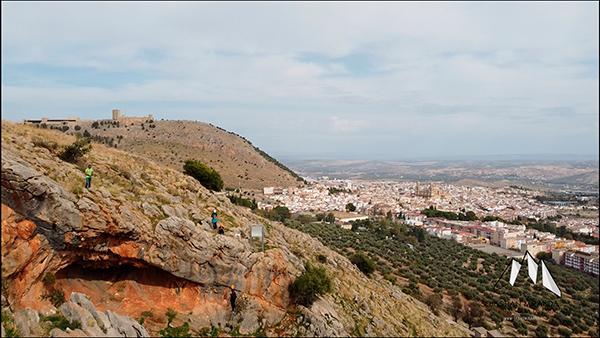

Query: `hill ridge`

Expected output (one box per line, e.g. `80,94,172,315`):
70,118,305,191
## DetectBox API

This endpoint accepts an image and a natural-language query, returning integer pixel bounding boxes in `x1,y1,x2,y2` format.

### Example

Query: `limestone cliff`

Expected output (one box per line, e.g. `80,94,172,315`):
1,121,470,337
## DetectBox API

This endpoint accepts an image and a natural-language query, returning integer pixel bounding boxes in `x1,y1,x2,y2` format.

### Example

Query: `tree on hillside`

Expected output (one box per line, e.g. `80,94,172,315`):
425,294,443,315
272,206,291,222
346,203,356,212
183,159,223,191
447,295,463,322
535,324,549,338
463,301,484,329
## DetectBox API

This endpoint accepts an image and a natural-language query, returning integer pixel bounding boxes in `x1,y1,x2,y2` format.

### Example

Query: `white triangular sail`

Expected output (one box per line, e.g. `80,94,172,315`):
527,252,538,284
509,260,522,286
541,260,561,297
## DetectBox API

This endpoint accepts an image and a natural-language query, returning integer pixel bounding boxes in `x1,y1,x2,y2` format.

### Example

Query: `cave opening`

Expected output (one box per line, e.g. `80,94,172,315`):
55,262,173,287
50,261,209,325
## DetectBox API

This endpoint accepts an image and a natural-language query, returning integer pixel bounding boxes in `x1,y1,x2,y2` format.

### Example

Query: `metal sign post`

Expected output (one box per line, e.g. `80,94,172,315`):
249,225,265,252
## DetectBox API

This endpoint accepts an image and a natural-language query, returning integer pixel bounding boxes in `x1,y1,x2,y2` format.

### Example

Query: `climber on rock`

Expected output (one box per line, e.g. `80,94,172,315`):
230,285,237,313
211,209,218,229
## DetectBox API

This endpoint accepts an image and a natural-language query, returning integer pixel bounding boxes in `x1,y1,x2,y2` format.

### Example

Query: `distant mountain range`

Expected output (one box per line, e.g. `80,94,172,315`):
284,158,599,190
279,153,600,162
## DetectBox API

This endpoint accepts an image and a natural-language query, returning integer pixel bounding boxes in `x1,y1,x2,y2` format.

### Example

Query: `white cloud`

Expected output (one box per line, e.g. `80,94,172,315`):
329,116,369,133
1,1,598,159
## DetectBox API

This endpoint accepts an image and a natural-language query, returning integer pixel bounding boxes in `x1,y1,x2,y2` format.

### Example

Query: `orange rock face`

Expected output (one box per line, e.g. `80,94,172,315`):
1,147,298,335
16,220,36,240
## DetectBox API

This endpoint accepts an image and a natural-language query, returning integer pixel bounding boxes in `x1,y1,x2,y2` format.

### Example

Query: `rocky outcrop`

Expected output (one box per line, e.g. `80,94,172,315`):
59,292,149,337
1,136,304,335
3,292,149,337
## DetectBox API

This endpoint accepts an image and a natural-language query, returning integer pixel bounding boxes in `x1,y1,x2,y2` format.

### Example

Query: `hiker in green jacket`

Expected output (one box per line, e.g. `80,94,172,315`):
85,164,93,189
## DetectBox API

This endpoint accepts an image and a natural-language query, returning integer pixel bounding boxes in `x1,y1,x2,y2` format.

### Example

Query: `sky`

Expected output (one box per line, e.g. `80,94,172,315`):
2,2,599,161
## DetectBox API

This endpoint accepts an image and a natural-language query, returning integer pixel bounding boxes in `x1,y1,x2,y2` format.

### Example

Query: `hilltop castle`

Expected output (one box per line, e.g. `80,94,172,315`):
109,109,153,126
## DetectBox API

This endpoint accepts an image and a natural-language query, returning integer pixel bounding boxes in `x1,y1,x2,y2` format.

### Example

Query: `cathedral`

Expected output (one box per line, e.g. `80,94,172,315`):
415,182,452,201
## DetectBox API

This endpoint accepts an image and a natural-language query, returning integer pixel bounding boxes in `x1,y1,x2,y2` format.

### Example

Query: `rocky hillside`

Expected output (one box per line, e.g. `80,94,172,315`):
73,119,303,191
1,120,470,337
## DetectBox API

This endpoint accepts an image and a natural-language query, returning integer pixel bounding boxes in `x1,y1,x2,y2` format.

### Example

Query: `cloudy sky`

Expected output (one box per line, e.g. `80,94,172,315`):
2,2,598,161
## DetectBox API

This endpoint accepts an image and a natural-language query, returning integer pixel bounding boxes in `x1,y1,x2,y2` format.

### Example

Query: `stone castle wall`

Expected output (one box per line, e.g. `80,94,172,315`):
110,109,153,126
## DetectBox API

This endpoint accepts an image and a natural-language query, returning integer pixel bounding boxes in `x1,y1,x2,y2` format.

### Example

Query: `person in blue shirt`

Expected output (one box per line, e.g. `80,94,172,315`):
211,210,218,229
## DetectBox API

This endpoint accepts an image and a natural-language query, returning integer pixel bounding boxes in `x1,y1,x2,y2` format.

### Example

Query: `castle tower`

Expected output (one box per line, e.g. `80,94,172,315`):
112,109,121,120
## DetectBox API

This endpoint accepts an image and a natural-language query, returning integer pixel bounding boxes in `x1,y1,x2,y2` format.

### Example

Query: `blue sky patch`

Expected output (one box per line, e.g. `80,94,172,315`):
295,52,381,77
2,62,155,89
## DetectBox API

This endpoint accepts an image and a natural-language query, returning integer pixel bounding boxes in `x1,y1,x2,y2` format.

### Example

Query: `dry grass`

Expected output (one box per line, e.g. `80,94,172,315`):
2,120,76,146
76,119,304,190
2,120,194,204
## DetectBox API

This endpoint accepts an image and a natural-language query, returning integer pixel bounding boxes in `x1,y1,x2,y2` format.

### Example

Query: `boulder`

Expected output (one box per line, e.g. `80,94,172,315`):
106,310,149,337
13,307,39,337
60,300,106,337
53,292,150,337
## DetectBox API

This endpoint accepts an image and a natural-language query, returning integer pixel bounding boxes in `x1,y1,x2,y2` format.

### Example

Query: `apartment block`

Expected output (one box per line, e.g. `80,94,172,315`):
563,251,600,277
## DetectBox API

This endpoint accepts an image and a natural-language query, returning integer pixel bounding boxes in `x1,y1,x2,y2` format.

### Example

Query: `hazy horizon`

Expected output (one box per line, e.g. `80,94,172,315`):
278,153,600,163
2,2,598,161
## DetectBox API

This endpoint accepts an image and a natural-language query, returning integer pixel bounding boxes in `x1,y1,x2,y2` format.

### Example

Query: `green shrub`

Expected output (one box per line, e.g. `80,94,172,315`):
558,327,572,338
42,289,66,308
141,309,154,318
350,252,376,276
227,194,257,209
159,321,191,337
58,138,91,163
1,309,21,337
289,262,332,307
383,274,397,285
42,273,57,287
32,137,59,153
165,308,177,323
535,324,548,337
41,314,81,334
183,159,223,191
